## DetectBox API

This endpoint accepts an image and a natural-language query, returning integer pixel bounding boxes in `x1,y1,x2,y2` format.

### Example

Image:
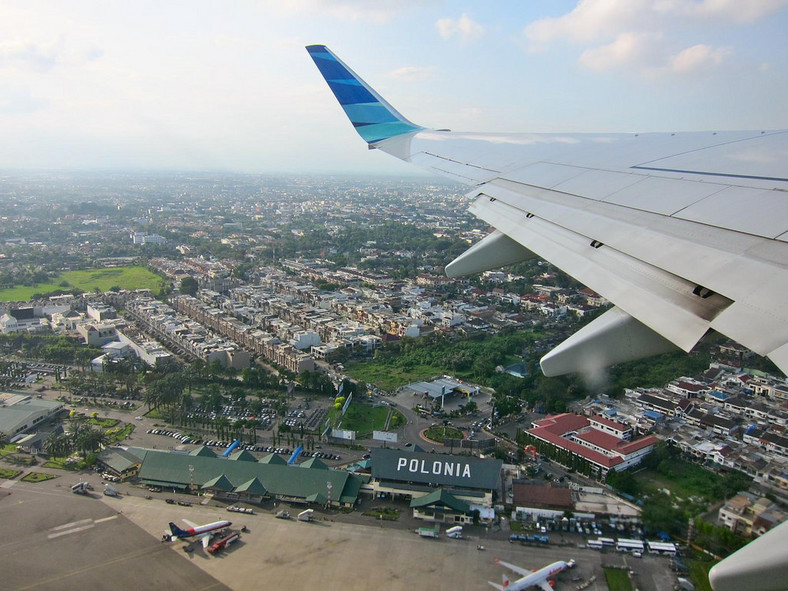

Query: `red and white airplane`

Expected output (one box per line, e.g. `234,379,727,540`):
489,557,574,591
168,519,231,549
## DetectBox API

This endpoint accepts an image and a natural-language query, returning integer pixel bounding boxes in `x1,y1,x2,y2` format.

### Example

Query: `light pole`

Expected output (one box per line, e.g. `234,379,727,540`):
326,481,332,510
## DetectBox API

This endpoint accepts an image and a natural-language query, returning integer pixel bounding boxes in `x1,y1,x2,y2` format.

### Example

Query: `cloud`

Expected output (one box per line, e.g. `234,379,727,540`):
260,0,421,23
525,0,767,76
579,33,733,75
666,44,733,74
385,66,435,81
683,0,788,23
525,0,788,48
0,88,48,114
578,32,663,71
0,38,60,72
436,14,485,42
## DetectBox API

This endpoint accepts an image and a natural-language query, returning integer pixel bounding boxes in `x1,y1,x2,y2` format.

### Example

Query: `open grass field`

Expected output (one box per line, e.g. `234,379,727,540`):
604,568,634,591
336,403,391,437
345,361,442,391
0,266,162,301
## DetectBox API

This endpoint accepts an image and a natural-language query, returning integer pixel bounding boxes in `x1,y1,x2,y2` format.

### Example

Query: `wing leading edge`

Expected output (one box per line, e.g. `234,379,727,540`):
307,45,788,378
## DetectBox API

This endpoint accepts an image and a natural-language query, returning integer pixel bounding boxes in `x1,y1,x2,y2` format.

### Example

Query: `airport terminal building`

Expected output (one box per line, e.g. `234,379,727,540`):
368,448,502,520
136,447,363,508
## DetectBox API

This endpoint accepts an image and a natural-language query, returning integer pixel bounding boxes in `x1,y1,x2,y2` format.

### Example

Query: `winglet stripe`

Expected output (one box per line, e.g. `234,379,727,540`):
307,44,423,144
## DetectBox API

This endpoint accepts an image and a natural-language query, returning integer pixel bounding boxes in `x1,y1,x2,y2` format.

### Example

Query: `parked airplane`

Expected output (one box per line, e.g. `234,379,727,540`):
168,519,231,549
489,557,573,591
306,45,788,380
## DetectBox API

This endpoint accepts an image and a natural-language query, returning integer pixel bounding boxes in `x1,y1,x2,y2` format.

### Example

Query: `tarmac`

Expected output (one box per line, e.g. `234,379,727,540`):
0,468,686,591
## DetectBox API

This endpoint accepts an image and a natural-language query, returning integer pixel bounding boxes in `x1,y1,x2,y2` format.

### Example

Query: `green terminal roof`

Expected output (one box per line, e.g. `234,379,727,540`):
138,450,360,504
299,457,328,470
202,473,234,491
259,453,287,465
410,488,470,513
235,477,267,495
189,446,218,458
229,449,258,462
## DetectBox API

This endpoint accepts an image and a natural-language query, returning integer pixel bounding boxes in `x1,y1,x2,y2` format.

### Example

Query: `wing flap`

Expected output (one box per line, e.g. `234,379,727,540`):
470,194,729,352
540,307,679,377
446,230,536,278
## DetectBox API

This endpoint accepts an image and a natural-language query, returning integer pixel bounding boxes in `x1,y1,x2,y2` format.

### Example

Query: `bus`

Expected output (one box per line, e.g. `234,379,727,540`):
646,540,677,555
598,537,616,547
587,540,603,550
616,538,645,553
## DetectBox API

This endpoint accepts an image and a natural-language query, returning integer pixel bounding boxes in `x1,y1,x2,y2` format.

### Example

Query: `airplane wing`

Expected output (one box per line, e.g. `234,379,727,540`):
537,582,552,591
199,532,212,550
183,519,198,529
307,44,788,377
493,558,532,578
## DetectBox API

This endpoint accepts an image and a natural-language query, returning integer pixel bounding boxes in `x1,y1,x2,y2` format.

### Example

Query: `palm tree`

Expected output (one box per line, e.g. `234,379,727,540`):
73,425,108,458
214,417,230,441
45,432,72,458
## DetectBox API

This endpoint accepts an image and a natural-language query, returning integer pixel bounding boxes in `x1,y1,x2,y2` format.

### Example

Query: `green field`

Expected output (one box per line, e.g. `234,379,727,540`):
0,266,163,301
336,403,393,437
604,568,633,591
345,361,442,391
424,426,464,443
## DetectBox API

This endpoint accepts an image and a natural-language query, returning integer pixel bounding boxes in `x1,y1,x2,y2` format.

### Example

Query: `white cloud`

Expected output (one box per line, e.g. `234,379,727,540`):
525,0,788,48
260,0,421,24
666,44,733,74
683,0,788,23
0,38,60,72
578,32,663,71
436,14,485,42
525,0,772,76
385,66,435,81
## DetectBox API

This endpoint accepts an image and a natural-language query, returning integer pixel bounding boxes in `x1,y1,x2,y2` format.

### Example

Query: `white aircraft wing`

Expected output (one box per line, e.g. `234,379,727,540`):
494,558,533,578
307,44,788,377
183,519,198,529
536,582,552,591
199,532,212,550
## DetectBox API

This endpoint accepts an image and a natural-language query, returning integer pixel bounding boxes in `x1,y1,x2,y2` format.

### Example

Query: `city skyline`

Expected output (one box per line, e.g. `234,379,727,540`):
1,1,787,174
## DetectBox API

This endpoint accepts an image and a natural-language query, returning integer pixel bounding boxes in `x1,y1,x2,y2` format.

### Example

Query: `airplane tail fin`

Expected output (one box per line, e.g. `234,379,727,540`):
168,522,187,538
306,45,423,145
502,574,511,588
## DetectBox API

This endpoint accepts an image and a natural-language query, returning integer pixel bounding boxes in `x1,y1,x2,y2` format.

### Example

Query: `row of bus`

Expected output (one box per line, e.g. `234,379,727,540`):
586,537,677,556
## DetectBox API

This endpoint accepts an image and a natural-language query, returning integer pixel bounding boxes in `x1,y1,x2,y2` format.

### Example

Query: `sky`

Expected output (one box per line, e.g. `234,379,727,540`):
1,0,787,175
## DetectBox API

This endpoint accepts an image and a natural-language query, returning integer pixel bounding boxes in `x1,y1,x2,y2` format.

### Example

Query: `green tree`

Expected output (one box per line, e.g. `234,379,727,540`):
180,275,199,296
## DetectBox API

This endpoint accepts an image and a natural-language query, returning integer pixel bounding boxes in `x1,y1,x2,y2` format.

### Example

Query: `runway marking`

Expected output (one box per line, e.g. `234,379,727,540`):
47,515,118,539
50,518,93,532
48,524,95,539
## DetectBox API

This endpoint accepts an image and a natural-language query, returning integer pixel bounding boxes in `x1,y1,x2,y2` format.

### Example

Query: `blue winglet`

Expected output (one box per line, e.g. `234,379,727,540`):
306,45,423,144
